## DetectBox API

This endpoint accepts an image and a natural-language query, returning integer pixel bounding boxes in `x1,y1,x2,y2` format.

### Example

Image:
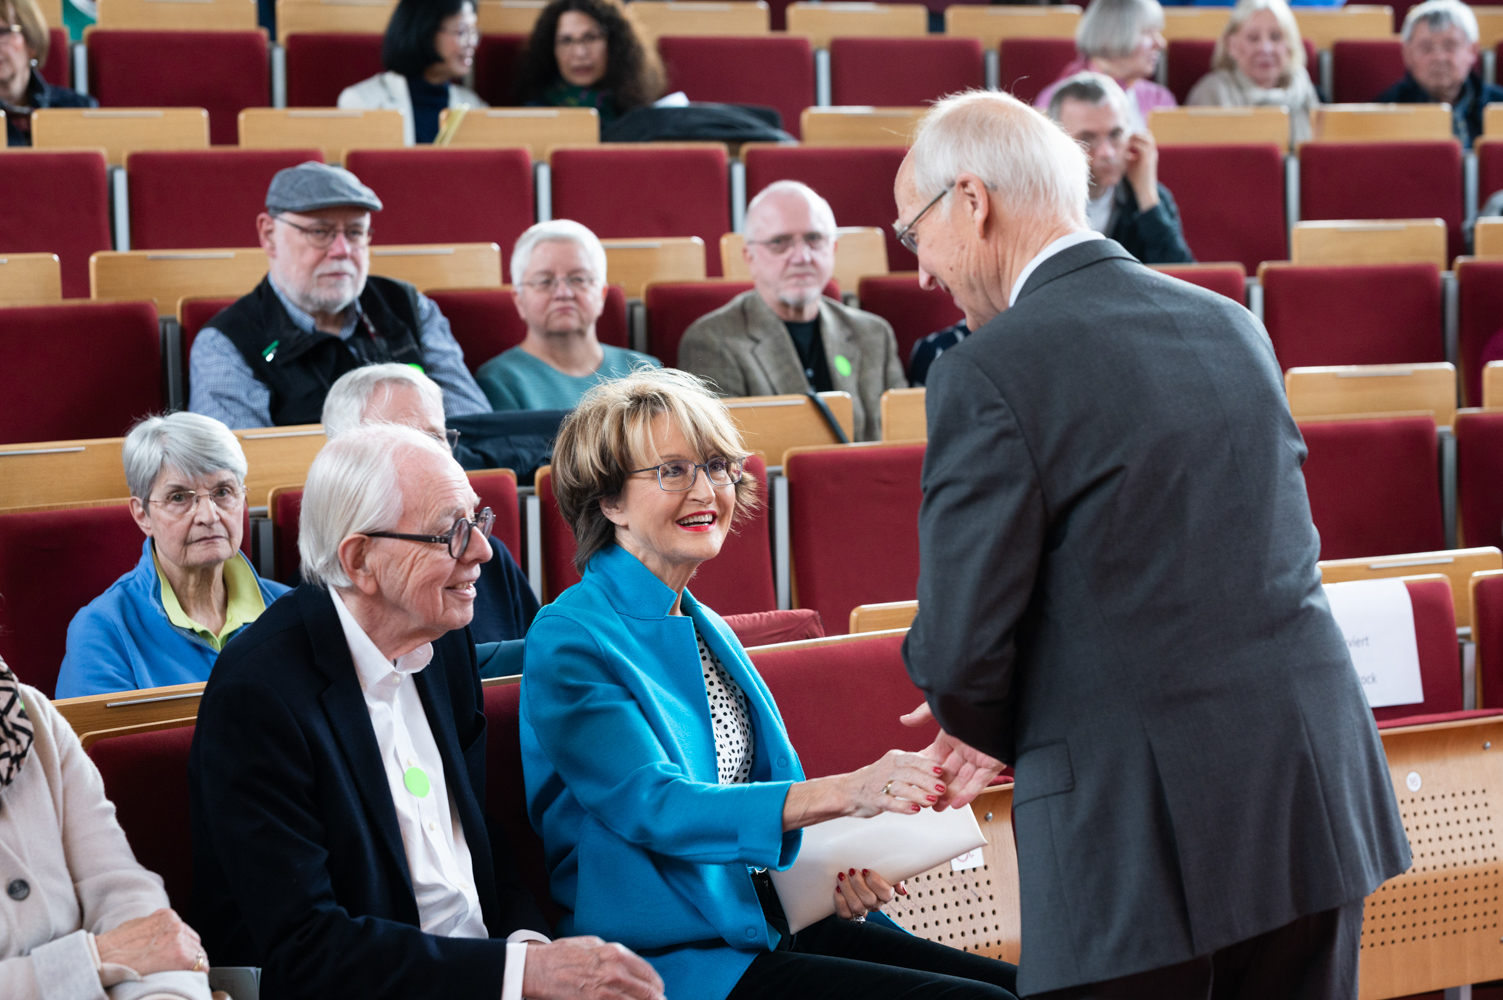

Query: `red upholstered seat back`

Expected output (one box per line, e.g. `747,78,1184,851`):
41,27,69,89
1478,142,1503,239
127,149,323,250
856,274,965,376
1260,263,1443,370
1156,145,1285,276
548,146,730,276
1331,39,1406,103
534,465,577,603
344,148,534,274
0,150,111,298
1457,259,1503,407
1152,263,1247,304
482,683,564,928
786,443,924,635
997,37,1076,106
644,280,753,367
1165,38,1317,103
271,487,303,584
1473,572,1503,709
743,144,915,271
659,35,815,139
1298,141,1465,262
0,301,162,444
0,505,145,696
179,296,241,400
750,632,937,778
87,724,197,914
471,34,527,106
1457,409,1503,552
284,33,384,106
828,37,985,107
1299,415,1444,560
423,286,630,374
86,30,270,145
1370,576,1464,722
721,608,824,647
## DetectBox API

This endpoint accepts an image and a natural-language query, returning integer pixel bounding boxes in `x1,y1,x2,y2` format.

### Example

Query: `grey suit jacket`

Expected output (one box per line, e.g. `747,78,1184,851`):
902,240,1410,995
678,290,907,442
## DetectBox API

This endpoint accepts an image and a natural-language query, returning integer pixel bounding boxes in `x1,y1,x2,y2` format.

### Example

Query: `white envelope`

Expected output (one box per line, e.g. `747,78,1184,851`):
768,806,988,933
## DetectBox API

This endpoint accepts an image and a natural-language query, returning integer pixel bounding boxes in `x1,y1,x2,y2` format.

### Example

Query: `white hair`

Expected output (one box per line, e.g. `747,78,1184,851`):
322,363,445,439
909,89,1089,229
1076,0,1165,61
123,412,247,501
509,219,609,287
744,180,838,239
1402,0,1478,43
1046,71,1135,133
298,423,450,588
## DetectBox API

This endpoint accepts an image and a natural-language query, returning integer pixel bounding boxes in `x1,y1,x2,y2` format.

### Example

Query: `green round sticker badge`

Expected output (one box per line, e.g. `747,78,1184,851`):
404,766,431,798
833,355,853,378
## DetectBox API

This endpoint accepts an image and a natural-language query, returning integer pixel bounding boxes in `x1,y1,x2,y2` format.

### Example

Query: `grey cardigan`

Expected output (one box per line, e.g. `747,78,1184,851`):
678,290,907,442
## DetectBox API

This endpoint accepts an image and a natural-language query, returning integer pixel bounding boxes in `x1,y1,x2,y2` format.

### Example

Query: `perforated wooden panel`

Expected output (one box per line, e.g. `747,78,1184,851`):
885,785,1021,963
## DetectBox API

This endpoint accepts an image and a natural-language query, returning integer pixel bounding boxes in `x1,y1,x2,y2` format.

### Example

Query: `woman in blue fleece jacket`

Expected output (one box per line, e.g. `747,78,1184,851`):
55,414,289,698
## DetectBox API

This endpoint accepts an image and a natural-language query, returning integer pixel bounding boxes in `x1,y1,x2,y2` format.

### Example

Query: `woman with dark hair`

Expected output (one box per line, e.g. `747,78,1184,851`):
515,0,664,124
338,0,486,144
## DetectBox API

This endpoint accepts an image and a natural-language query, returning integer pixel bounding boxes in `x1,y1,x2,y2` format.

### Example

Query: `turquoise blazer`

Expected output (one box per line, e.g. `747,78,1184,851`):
520,544,805,1000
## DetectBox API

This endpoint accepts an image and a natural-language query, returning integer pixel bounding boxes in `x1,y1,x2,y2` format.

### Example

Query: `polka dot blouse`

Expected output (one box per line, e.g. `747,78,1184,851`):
696,628,754,784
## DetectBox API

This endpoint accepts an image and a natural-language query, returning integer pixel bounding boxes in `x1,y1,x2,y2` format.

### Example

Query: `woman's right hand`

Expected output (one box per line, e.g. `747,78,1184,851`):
842,749,947,818
96,909,205,976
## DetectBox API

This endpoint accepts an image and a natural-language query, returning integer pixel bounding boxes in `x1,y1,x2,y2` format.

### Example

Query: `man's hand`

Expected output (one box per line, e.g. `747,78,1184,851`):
521,936,665,1000
1123,132,1161,212
901,702,1004,810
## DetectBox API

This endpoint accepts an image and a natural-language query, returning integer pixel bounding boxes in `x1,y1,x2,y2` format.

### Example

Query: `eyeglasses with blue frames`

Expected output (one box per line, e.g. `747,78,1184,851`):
892,184,953,255
627,457,745,492
365,507,494,559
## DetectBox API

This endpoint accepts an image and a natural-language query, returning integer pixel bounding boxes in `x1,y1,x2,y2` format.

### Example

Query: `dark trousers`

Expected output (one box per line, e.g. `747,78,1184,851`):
726,915,1020,1000
1030,899,1363,1000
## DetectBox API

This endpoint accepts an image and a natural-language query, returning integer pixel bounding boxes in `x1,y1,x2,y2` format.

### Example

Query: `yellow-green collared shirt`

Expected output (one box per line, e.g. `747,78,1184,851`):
152,546,268,652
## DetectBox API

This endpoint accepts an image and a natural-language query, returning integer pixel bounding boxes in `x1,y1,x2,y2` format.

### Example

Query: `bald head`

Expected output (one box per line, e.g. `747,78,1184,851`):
742,181,839,322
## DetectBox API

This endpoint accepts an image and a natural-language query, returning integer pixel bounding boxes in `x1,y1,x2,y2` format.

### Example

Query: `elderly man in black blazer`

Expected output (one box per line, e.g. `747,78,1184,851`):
187,423,664,1000
893,90,1410,999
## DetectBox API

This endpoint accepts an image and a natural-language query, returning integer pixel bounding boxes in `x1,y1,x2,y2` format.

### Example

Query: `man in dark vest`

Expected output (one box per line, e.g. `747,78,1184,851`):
188,161,492,429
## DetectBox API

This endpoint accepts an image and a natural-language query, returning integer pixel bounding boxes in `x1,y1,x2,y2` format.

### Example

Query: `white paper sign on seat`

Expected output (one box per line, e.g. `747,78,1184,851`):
1323,577,1424,709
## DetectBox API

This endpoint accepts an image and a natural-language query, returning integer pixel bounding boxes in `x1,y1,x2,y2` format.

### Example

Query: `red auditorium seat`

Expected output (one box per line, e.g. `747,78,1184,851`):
1165,38,1316,104
178,295,239,400
0,149,110,298
644,279,753,367
1156,145,1285,275
659,35,815,139
750,631,939,778
1298,140,1465,262
1259,263,1443,369
87,724,197,913
283,33,384,107
1473,571,1503,709
742,144,915,271
483,682,565,927
855,274,964,376
423,286,630,373
472,34,527,106
1299,415,1445,560
534,456,777,613
1457,409,1503,552
86,30,270,145
41,27,69,89
548,145,730,276
0,301,162,444
344,148,534,271
722,608,824,647
1365,576,1466,724
1457,258,1503,407
1479,140,1503,226
127,148,322,250
1151,263,1247,303
828,37,985,107
270,487,303,584
0,505,146,697
998,37,1076,106
785,442,924,634
1331,39,1406,103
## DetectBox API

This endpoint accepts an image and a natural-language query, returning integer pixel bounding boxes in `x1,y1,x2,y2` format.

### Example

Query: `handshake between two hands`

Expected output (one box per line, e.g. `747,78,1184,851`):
900,701,1005,812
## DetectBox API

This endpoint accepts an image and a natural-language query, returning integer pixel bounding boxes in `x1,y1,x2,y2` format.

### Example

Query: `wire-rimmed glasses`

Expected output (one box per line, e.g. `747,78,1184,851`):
892,184,953,254
627,457,745,492
146,484,247,517
365,507,495,559
275,215,372,249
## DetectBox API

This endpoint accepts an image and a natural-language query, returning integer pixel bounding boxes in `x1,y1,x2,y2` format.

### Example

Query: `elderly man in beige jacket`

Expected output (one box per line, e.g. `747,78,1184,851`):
678,181,907,442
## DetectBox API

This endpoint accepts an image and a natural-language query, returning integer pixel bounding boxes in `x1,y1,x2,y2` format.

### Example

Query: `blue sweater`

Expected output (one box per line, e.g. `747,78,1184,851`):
520,545,804,1000
56,539,290,697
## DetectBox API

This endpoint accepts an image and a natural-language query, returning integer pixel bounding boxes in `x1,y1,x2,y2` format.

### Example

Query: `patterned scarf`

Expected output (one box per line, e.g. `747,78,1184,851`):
0,660,34,787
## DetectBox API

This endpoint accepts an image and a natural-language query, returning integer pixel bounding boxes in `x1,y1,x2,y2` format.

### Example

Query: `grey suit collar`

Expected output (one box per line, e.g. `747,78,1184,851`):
1015,238,1138,305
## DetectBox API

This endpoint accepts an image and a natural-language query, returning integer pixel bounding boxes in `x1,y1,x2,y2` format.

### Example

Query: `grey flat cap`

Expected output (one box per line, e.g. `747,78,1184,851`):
265,161,383,214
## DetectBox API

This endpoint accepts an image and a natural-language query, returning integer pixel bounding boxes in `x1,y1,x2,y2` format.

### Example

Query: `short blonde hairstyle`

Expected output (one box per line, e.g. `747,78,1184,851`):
551,367,760,574
1212,0,1306,82
2,0,49,67
1076,0,1164,61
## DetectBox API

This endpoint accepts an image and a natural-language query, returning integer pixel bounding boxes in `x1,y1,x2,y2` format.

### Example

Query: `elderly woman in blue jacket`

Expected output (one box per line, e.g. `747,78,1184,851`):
520,368,1019,1000
55,413,289,697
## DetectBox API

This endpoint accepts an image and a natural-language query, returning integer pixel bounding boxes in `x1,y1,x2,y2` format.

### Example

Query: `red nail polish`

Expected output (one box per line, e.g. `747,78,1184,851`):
849,868,856,876
836,884,842,893
862,869,869,876
926,795,937,802
935,784,946,792
911,803,921,812
838,872,845,881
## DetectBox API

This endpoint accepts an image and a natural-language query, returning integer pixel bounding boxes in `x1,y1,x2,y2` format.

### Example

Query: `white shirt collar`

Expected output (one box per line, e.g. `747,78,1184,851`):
1009,230,1107,308
330,588,434,695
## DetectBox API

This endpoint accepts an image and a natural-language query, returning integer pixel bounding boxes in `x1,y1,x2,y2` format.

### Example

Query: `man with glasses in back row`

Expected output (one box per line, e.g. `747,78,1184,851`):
189,161,493,430
679,180,906,442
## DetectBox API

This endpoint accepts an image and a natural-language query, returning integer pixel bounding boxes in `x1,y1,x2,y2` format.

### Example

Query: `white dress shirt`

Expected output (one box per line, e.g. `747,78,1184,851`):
330,591,548,1000
1009,231,1107,308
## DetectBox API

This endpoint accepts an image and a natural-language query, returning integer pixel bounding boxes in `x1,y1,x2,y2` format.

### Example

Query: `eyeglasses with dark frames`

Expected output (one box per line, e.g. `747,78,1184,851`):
627,457,745,492
275,215,372,249
892,185,953,255
365,507,495,559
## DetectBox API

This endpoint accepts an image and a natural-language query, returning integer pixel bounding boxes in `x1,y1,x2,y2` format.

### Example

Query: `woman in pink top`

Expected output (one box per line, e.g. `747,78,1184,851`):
1035,0,1175,133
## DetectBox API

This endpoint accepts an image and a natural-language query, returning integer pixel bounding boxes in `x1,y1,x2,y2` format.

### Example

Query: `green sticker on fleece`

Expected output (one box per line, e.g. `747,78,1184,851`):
833,355,853,378
403,766,430,798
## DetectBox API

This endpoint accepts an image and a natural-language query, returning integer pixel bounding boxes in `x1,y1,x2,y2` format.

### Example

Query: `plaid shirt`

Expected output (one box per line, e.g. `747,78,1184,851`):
189,278,491,429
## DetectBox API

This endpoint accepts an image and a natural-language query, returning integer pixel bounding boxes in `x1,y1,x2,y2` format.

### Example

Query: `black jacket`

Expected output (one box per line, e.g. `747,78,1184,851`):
1375,71,1503,149
188,584,550,1000
1107,181,1195,265
3,72,95,146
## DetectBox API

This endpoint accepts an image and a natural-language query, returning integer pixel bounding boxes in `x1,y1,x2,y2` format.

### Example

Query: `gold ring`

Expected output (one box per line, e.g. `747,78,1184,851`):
192,951,206,973
883,780,895,796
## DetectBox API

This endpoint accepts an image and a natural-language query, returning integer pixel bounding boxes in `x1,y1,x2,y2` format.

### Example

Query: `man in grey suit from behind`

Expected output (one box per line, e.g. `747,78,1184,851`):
895,91,1410,999
679,180,906,441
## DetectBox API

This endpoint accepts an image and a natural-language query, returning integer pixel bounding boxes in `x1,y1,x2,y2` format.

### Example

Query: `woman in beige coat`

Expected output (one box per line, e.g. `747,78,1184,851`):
0,655,211,1000
1186,0,1320,144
